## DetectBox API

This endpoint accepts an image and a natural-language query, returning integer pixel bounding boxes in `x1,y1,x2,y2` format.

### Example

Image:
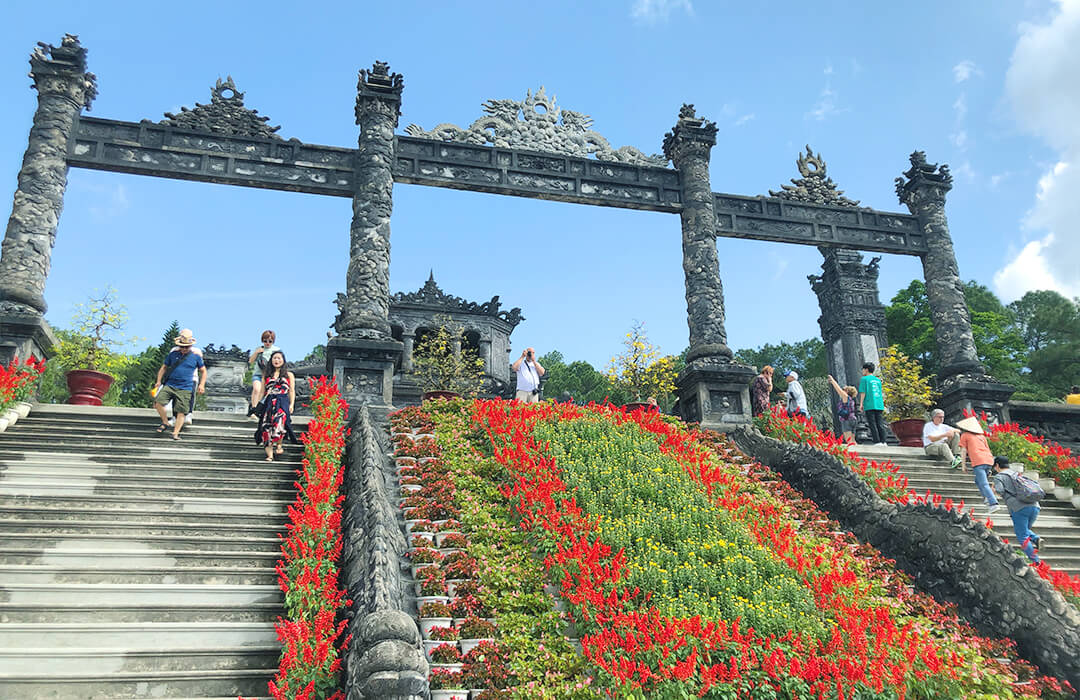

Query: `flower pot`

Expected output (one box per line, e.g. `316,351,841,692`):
395,456,417,466
423,390,461,402
1040,478,1057,493
420,616,453,637
446,579,469,597
424,639,459,661
889,418,924,448
14,402,31,419
65,369,114,406
0,415,8,433
458,638,494,656
1053,485,1074,501
1,408,18,426
417,595,451,610
429,662,464,673
623,401,651,412
435,531,463,548
431,691,468,700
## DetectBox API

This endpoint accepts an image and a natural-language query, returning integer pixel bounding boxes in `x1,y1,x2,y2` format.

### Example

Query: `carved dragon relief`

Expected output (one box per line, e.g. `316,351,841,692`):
769,145,861,207
405,86,666,167
158,76,286,140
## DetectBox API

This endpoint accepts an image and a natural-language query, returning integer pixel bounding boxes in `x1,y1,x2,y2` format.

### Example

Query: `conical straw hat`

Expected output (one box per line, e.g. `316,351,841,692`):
955,416,984,435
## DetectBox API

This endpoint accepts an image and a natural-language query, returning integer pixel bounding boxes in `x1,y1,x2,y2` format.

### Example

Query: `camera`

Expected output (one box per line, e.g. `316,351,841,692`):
531,388,540,396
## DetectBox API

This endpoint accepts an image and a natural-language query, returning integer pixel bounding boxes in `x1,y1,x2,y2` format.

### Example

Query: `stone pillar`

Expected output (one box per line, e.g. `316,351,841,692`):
327,61,404,407
451,337,461,360
0,35,96,364
479,339,492,374
809,249,888,442
895,151,1014,422
663,105,754,429
401,333,414,372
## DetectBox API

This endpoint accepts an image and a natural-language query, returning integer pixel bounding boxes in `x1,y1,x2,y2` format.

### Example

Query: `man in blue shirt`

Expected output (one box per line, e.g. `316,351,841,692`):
153,330,206,440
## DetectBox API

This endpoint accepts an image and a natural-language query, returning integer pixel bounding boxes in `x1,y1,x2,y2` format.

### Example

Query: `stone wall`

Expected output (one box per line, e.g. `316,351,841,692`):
730,427,1080,689
1010,400,1080,453
341,406,427,700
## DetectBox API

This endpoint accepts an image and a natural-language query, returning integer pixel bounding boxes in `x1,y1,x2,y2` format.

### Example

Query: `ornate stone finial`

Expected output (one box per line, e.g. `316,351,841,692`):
662,104,718,164
159,76,283,140
405,86,665,167
356,60,404,124
768,145,860,207
895,150,953,205
391,275,524,328
29,34,97,110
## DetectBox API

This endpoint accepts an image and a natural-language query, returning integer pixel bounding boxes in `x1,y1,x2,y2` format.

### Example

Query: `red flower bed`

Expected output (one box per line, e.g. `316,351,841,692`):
0,355,46,409
260,377,351,700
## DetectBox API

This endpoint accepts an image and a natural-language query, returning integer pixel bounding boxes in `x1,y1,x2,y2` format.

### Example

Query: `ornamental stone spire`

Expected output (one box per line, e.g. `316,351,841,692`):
0,35,97,315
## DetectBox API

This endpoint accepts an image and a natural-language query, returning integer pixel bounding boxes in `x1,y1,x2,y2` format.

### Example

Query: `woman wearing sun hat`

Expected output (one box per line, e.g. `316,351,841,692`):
956,415,1000,515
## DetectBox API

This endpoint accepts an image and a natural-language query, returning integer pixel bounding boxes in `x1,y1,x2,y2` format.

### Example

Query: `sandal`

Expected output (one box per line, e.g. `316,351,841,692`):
265,456,274,462
156,423,169,433
275,447,284,455
171,434,182,441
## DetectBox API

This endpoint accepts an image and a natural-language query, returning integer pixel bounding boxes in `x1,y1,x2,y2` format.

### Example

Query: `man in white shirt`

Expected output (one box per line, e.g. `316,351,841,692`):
923,408,961,468
511,347,545,403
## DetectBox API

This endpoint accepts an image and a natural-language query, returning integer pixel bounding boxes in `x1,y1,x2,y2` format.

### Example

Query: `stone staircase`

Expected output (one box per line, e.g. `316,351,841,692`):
0,404,305,699
854,444,1080,576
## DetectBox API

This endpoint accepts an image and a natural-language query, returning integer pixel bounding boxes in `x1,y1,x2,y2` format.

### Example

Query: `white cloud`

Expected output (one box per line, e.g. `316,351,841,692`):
630,0,693,23
952,60,982,83
996,0,1080,300
952,160,976,182
807,86,839,121
733,113,755,127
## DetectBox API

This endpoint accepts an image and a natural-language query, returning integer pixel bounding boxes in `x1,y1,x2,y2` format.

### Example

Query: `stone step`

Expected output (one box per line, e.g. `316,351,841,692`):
0,622,277,648
0,458,296,481
0,565,277,586
0,583,282,606
0,518,285,539
0,451,302,471
0,645,279,674
0,468,295,494
0,479,294,501
0,533,281,553
0,504,286,527
0,436,304,461
0,668,275,699
0,602,282,623
0,549,279,569
0,493,289,515
25,402,310,425
11,420,267,440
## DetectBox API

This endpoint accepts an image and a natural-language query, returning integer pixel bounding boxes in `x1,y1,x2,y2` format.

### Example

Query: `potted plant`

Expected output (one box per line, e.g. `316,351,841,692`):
458,616,497,655
419,601,453,636
606,322,678,411
412,315,486,401
878,345,935,447
428,668,467,700
54,288,137,406
1,356,46,423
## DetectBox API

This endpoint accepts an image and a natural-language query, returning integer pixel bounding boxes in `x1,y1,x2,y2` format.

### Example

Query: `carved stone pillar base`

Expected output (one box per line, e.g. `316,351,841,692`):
0,311,57,367
327,336,403,407
676,361,756,431
938,373,1015,425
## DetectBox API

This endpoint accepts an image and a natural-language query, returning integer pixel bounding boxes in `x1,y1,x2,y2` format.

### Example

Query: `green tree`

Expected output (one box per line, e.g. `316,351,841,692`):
539,351,631,406
117,321,181,407
734,338,826,393
884,280,937,374
1007,290,1080,354
303,344,327,364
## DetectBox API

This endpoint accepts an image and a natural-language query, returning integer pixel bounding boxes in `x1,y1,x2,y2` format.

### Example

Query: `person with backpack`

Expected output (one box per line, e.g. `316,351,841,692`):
956,416,1001,515
991,456,1045,564
827,374,858,444
152,330,206,441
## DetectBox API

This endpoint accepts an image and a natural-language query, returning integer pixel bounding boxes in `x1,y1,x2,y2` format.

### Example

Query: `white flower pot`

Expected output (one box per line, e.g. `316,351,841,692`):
0,416,8,433
1071,494,1080,510
458,637,494,656
424,639,459,661
431,691,468,700
14,402,31,419
420,616,453,637
1039,478,1057,493
2,408,18,426
1054,486,1074,501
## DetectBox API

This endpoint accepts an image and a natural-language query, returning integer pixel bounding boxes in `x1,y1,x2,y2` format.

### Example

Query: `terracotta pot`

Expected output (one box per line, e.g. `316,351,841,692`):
423,390,461,402
889,418,924,447
65,369,114,406
624,401,651,412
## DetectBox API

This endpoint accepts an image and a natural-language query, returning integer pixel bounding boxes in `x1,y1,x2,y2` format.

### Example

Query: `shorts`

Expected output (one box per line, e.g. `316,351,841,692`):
516,389,540,404
252,372,263,384
839,417,857,433
155,384,192,414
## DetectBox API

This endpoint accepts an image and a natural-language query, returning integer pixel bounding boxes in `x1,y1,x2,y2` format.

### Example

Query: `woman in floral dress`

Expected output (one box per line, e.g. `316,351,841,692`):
255,350,296,461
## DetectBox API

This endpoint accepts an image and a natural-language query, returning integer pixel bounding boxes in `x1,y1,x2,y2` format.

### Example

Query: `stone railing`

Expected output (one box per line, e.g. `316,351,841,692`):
341,405,427,700
1010,400,1080,453
730,426,1080,689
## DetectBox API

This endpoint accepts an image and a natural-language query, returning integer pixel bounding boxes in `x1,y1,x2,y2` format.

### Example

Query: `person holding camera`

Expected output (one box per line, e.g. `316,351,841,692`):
512,347,545,403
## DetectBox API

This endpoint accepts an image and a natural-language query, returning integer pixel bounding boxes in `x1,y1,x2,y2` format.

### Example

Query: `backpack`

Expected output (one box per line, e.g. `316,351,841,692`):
837,398,854,420
1003,472,1046,504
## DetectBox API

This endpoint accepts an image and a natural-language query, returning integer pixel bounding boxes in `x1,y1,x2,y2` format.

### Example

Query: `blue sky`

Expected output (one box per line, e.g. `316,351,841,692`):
2,1,1078,369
